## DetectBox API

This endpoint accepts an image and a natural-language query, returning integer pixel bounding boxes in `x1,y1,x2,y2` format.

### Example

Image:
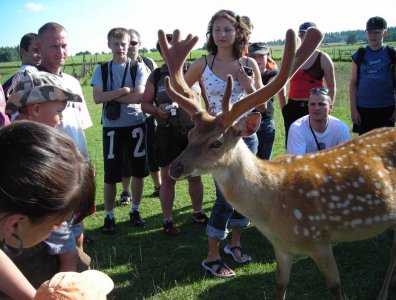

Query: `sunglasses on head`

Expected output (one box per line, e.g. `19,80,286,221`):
310,87,329,95
223,10,238,19
130,41,139,46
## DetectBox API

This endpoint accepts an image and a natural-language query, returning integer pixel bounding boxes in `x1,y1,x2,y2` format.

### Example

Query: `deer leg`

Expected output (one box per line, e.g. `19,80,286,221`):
310,244,345,300
377,229,396,300
274,247,295,300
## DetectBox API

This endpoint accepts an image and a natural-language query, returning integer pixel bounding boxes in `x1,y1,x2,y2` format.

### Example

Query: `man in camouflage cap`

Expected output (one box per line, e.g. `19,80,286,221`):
6,69,82,127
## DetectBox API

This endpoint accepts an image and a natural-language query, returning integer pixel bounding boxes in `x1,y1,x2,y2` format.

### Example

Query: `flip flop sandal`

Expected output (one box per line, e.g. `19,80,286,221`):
224,245,252,264
202,259,235,278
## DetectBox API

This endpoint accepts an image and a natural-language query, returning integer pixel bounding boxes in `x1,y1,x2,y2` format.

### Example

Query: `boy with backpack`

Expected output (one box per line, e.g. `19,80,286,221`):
91,27,149,233
349,16,396,135
116,29,162,206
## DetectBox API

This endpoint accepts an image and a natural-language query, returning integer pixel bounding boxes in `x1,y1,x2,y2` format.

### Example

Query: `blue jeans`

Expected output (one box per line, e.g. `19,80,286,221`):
207,133,258,240
256,119,275,160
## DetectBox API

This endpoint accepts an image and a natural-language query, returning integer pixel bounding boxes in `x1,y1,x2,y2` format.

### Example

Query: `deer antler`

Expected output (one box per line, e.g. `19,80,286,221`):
158,30,202,115
220,29,297,127
220,27,324,128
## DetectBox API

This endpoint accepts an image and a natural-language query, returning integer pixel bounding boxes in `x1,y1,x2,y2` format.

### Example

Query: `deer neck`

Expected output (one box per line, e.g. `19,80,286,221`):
211,139,275,221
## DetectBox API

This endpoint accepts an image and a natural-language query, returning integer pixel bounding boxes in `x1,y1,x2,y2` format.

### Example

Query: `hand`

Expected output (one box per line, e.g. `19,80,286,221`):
390,108,396,122
119,87,131,96
157,104,171,119
237,67,255,93
351,108,361,125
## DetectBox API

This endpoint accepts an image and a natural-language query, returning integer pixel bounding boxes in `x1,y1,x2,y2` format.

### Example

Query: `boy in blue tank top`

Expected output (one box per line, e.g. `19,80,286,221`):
349,16,396,135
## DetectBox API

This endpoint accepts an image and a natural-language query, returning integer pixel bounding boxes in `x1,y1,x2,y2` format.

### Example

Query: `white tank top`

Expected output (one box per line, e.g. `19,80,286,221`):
200,64,247,115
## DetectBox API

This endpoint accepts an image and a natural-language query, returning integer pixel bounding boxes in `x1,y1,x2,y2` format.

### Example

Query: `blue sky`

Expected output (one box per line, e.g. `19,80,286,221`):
1,0,395,55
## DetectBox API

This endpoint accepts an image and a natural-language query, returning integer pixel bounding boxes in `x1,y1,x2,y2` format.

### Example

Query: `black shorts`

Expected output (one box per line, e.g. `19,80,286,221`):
154,125,192,167
357,105,395,135
103,124,149,183
145,116,160,172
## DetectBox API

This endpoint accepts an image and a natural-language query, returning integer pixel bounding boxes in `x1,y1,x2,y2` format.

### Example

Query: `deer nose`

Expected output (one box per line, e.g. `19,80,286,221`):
169,162,184,178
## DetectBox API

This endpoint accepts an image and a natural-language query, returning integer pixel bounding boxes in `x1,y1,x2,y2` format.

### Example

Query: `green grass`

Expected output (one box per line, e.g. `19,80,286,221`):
77,61,396,300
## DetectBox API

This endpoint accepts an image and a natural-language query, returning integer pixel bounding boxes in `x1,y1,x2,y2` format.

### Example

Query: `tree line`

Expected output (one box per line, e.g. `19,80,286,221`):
1,27,395,63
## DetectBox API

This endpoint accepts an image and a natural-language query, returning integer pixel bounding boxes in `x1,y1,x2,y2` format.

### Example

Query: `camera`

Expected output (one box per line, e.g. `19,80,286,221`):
163,102,179,116
243,66,253,76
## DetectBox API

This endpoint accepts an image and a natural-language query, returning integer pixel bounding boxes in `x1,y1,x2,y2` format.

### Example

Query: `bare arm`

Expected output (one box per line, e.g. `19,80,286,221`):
0,250,36,300
321,51,336,103
349,61,360,125
391,66,396,122
92,85,131,104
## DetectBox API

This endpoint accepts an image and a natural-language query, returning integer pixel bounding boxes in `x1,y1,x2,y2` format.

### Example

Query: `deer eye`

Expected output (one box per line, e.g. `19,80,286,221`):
210,140,222,149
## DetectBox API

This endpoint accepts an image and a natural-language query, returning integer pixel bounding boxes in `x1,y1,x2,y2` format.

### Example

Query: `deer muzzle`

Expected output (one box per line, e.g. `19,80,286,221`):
169,162,184,179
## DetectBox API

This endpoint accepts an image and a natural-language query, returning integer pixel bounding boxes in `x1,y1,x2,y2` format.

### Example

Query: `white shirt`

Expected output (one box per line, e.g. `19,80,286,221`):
58,73,93,157
287,115,351,155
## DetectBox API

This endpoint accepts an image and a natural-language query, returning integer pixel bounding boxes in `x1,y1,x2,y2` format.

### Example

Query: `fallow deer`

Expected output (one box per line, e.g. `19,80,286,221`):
157,29,396,299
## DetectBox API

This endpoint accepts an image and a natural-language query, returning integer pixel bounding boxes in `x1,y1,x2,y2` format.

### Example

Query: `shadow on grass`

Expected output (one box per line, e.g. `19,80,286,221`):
84,202,396,299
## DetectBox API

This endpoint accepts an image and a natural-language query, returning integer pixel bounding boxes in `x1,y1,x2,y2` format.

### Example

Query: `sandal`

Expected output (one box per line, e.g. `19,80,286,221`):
202,259,235,278
224,245,252,264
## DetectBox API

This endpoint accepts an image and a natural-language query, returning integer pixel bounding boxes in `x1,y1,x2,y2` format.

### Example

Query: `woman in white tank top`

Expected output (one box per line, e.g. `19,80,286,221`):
183,9,263,278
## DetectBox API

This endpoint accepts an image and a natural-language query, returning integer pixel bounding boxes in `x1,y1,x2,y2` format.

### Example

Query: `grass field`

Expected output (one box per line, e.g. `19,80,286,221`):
2,56,396,299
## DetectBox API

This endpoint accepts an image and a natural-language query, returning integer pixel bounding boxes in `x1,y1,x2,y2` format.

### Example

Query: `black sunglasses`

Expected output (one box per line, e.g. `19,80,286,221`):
223,10,238,19
130,41,139,46
310,87,329,95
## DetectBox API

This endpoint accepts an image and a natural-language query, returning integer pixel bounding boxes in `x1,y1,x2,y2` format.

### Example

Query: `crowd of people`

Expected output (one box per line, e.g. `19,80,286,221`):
0,10,395,299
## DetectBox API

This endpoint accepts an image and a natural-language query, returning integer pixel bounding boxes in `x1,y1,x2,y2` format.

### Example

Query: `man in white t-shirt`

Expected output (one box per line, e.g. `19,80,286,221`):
287,87,350,155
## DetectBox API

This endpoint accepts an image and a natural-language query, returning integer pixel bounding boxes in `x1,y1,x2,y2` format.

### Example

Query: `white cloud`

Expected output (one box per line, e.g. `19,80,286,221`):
24,2,44,11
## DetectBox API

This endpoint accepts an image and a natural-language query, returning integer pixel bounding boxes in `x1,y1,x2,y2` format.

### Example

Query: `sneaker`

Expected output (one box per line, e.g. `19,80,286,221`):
129,211,145,227
163,220,180,236
100,216,115,234
119,191,131,206
152,185,160,197
192,211,209,224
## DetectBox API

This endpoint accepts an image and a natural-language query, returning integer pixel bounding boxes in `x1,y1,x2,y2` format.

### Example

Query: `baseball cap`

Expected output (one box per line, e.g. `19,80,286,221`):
366,16,387,30
299,22,317,32
6,69,82,115
249,42,270,56
34,270,114,300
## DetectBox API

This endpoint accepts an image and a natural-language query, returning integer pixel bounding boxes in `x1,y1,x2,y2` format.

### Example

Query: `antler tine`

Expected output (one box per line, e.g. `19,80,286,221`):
158,29,202,115
221,75,234,115
291,27,324,77
220,29,297,127
164,76,203,116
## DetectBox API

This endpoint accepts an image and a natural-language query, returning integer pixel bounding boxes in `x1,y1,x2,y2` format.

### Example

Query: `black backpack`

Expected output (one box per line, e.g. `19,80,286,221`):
151,63,190,105
100,56,155,91
354,45,396,86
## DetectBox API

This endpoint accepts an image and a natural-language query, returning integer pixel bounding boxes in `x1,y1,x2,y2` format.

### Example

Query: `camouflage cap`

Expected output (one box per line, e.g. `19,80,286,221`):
6,69,82,115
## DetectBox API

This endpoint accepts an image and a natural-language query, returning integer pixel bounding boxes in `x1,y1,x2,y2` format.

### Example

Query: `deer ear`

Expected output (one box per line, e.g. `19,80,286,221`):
233,112,261,137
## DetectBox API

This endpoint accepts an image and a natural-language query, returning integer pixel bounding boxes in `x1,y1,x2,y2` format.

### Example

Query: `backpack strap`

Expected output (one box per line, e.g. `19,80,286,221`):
152,68,162,106
129,61,138,87
141,56,155,71
100,62,109,92
354,46,366,87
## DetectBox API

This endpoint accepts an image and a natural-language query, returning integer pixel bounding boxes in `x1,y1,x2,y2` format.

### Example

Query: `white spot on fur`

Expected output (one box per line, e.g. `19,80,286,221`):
293,209,303,220
375,182,382,189
294,225,299,235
